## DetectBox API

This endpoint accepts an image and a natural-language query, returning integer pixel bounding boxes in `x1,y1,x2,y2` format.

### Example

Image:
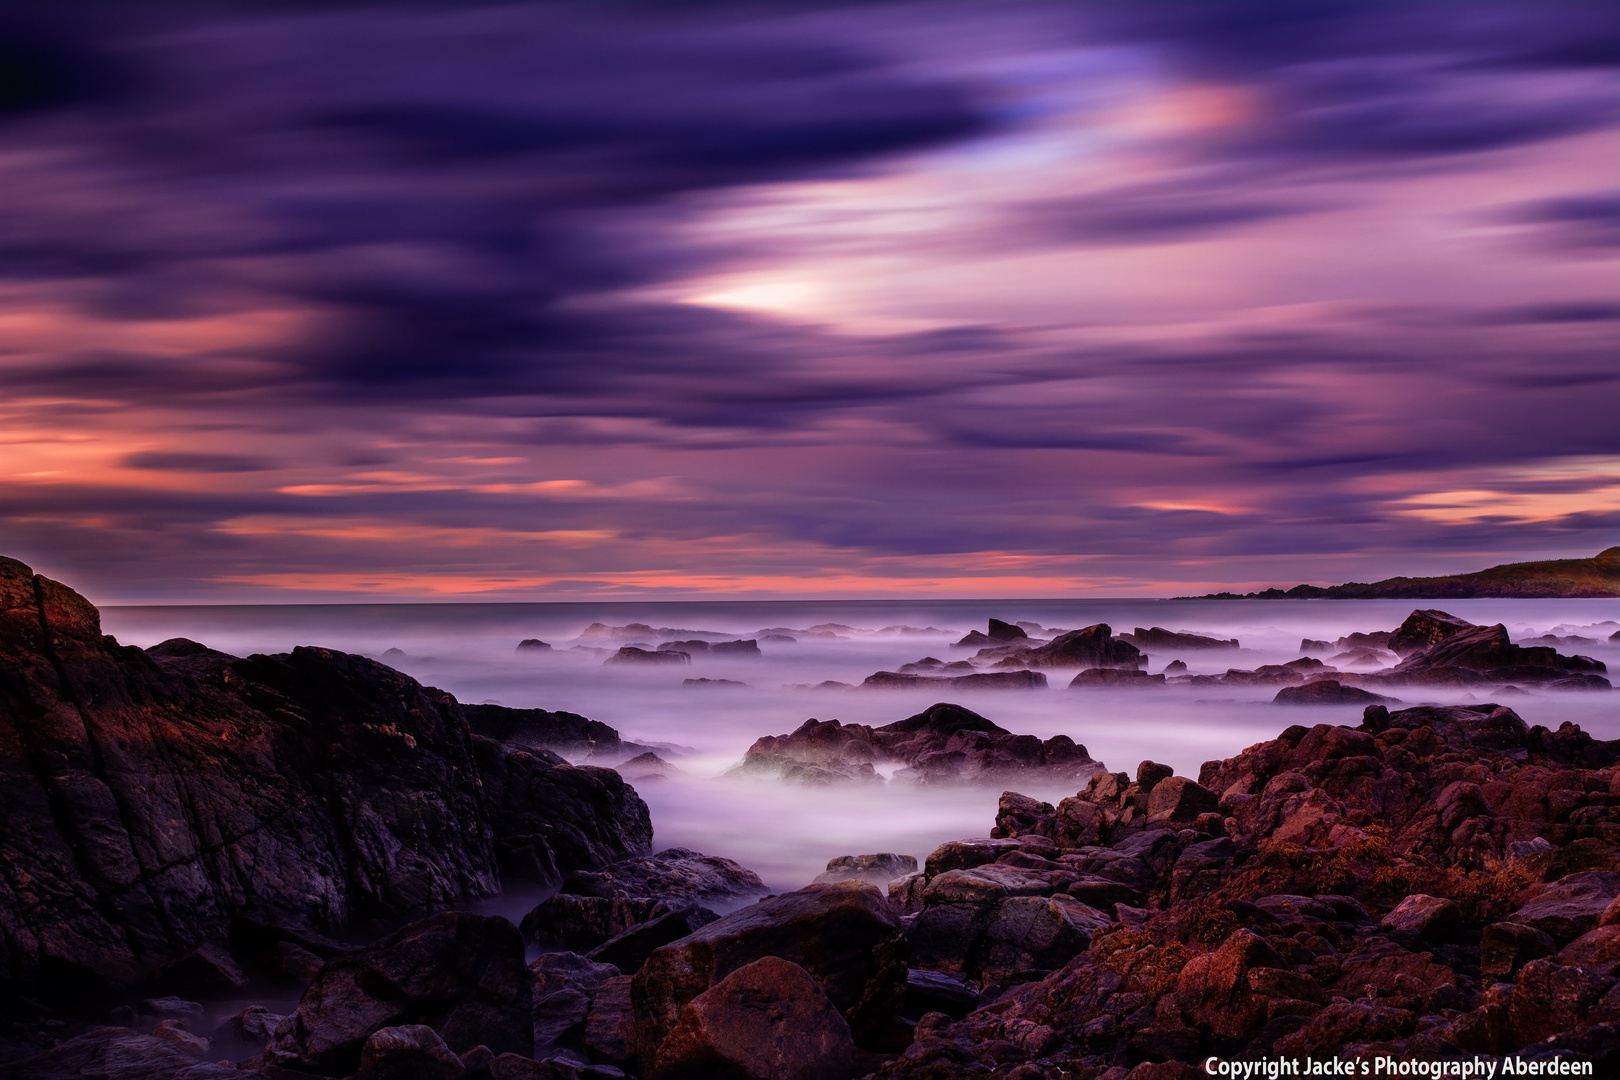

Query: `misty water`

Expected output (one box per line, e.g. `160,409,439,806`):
102,599,1619,900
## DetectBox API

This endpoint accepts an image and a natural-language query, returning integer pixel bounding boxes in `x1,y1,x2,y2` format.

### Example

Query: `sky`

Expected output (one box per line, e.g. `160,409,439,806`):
2,2,1617,603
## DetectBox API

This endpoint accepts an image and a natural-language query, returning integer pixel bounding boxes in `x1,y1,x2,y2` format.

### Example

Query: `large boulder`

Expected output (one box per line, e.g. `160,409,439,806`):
271,912,531,1074
1510,872,1620,946
649,957,854,1080
1376,622,1609,687
631,881,906,1063
0,558,657,1004
1013,624,1145,669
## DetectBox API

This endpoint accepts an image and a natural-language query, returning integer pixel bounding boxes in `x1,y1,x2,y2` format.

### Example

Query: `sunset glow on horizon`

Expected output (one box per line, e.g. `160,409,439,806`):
2,3,1615,603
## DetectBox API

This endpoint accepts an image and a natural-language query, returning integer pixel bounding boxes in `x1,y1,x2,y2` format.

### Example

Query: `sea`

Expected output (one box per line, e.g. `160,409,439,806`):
101,598,1620,904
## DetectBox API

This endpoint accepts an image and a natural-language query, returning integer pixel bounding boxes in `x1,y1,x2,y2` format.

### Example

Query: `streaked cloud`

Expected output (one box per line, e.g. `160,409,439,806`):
0,2,1614,601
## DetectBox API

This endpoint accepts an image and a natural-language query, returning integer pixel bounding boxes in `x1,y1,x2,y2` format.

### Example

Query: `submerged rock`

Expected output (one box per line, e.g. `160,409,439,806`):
1120,627,1239,650
734,703,1101,787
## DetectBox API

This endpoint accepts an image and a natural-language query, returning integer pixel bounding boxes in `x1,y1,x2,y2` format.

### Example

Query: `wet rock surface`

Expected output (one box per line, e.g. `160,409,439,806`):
733,702,1103,787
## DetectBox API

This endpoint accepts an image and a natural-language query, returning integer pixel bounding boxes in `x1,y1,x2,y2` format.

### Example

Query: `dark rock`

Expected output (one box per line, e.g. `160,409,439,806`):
1006,624,1145,670
474,738,653,887
1481,921,1558,977
581,974,635,1067
1372,621,1610,687
586,906,720,975
3,1027,213,1080
681,677,747,688
152,942,247,993
1069,668,1164,688
658,639,710,654
736,704,1100,787
955,619,1029,647
1379,894,1458,941
814,853,919,888
1136,761,1174,792
0,557,648,1001
649,956,854,1080
1163,659,1188,673
1145,777,1219,823
1300,639,1332,653
461,704,627,761
521,895,668,952
560,848,768,909
711,639,761,656
272,911,531,1074
903,969,979,1020
1509,957,1617,1045
516,639,552,652
604,646,689,665
616,751,678,779
1387,609,1476,656
1511,872,1620,945
357,1024,466,1080
862,669,1048,690
630,880,906,1059
1121,627,1239,650
1274,680,1399,704
529,951,620,1053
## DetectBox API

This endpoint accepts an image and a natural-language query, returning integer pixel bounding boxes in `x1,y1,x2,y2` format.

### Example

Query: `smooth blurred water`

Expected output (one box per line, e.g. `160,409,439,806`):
102,598,1620,891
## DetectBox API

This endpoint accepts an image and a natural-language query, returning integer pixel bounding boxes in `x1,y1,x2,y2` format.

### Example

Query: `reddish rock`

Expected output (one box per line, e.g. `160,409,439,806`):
651,956,854,1080
631,880,906,1061
1379,894,1459,942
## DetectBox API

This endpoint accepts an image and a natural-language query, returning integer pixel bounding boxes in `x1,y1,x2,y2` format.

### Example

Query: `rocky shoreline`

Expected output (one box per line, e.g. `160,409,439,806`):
3,557,1619,1077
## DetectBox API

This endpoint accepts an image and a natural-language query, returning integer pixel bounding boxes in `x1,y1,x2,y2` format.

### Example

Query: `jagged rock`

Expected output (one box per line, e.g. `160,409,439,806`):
462,704,629,760
0,557,649,1002
271,911,531,1074
1120,627,1239,650
649,956,854,1080
1368,619,1610,687
631,880,906,1061
1387,609,1477,655
874,700,1620,1079
735,704,1101,787
954,619,1029,647
998,624,1145,670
